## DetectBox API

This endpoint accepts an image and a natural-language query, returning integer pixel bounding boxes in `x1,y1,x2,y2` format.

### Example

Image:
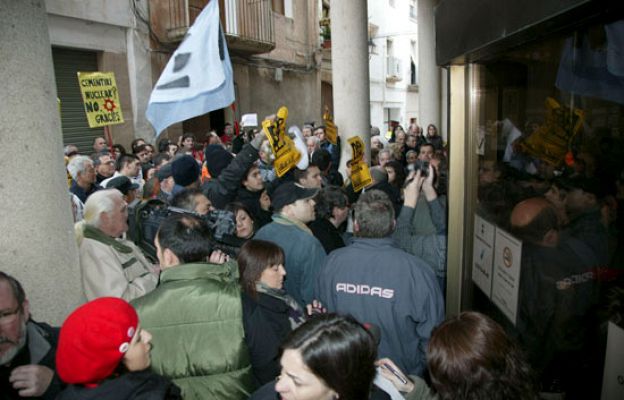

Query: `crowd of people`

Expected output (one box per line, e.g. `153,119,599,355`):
2,116,555,400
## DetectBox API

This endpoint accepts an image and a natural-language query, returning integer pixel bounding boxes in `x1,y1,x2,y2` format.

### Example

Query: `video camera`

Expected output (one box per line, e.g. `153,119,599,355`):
130,200,245,262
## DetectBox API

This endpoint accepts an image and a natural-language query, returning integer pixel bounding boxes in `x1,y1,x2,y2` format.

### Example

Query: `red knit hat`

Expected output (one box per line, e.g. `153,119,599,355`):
56,297,139,385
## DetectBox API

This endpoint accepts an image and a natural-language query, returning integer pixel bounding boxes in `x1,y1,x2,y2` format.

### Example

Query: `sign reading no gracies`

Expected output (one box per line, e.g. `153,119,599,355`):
77,72,125,128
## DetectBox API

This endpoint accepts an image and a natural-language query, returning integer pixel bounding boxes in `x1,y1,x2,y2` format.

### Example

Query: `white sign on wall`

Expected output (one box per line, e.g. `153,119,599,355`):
472,214,495,297
491,228,522,325
602,321,624,400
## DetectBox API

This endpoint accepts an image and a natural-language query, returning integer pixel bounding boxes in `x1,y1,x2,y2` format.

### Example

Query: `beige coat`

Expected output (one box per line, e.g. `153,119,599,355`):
79,237,158,301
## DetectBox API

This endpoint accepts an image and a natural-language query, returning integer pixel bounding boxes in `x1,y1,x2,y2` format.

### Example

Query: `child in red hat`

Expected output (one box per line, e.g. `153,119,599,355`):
55,297,180,399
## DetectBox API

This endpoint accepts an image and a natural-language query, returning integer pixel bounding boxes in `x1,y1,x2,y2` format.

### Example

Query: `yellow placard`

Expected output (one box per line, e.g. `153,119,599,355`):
322,107,338,145
350,161,372,192
519,97,584,166
348,136,366,163
262,106,301,177
77,71,124,128
347,136,372,192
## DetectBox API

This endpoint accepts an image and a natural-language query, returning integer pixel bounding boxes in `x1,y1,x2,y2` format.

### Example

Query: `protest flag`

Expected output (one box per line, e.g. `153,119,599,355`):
146,0,234,136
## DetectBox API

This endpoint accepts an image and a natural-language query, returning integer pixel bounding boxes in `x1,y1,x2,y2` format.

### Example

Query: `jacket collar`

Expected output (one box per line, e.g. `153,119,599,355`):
159,261,237,283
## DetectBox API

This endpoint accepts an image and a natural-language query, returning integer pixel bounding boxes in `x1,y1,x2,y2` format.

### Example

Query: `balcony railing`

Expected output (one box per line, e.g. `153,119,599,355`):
160,0,275,54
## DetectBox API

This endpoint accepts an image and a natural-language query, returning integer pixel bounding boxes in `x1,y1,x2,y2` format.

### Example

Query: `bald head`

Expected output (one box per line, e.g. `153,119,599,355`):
510,197,559,246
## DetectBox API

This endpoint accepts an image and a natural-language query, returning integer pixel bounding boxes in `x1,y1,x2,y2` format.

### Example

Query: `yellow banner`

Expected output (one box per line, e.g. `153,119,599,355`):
351,161,372,192
322,107,338,145
77,71,124,128
262,106,301,177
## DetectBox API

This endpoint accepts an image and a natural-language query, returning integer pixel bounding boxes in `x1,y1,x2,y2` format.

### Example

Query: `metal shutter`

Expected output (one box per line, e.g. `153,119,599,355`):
52,47,104,153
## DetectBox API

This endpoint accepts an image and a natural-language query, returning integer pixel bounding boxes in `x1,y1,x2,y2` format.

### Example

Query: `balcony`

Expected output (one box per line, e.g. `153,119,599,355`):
154,0,275,55
386,56,403,83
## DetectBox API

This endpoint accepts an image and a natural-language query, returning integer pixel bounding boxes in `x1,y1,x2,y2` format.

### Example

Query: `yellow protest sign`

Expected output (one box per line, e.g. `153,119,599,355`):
77,72,124,128
519,97,584,166
322,106,338,145
348,136,366,163
262,106,301,177
350,161,373,192
347,136,372,192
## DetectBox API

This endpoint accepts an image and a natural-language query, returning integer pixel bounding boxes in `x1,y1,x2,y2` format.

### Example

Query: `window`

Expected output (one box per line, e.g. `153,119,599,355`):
409,0,417,19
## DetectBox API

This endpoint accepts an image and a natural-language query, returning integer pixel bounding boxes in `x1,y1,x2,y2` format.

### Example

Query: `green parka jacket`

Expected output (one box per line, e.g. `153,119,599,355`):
132,261,255,400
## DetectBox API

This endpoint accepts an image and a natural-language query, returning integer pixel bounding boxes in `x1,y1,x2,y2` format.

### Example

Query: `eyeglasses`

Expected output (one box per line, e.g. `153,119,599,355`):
0,306,21,326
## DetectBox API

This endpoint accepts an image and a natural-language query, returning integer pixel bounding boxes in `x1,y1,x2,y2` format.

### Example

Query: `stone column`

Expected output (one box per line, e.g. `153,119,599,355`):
330,0,371,171
0,0,84,324
418,0,441,131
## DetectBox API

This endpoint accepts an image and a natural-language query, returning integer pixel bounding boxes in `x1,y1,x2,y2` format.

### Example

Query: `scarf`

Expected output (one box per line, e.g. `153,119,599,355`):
255,282,306,329
83,225,133,254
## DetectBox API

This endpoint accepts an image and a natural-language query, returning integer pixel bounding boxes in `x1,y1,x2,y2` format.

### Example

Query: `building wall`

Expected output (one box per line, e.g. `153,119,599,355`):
242,0,322,125
368,0,419,132
46,0,153,148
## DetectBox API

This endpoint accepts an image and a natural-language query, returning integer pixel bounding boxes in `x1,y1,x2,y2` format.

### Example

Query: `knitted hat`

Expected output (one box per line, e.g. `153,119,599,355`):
204,145,233,178
56,297,139,385
171,155,200,187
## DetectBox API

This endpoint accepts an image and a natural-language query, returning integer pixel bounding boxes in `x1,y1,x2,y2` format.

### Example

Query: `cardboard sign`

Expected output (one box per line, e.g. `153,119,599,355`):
348,136,372,192
262,106,301,177
77,72,124,128
350,161,373,192
348,136,366,163
241,113,258,127
322,107,338,145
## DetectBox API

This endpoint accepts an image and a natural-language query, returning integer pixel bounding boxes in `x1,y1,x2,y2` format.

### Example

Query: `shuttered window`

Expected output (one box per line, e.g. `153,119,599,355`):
52,47,104,153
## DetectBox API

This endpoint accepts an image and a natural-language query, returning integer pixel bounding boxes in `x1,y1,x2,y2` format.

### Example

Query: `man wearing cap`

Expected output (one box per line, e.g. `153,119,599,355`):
132,214,255,399
254,182,326,308
0,272,62,399
105,176,139,205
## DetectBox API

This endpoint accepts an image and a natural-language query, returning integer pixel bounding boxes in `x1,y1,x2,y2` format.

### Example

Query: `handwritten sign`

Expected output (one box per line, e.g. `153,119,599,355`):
77,72,124,128
348,136,372,192
262,106,301,177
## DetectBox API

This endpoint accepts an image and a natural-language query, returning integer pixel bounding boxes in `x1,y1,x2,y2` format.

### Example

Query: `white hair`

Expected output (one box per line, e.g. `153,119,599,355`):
66,155,93,180
74,189,121,243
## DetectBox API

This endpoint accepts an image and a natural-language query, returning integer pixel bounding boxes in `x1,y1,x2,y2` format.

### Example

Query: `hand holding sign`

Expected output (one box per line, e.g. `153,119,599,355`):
262,106,301,177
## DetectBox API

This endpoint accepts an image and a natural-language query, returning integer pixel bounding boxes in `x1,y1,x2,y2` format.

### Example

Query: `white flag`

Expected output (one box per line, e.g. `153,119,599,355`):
146,0,234,136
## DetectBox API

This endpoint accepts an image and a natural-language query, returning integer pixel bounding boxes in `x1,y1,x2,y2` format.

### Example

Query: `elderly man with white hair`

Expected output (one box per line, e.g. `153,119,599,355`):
75,189,158,301
67,155,100,204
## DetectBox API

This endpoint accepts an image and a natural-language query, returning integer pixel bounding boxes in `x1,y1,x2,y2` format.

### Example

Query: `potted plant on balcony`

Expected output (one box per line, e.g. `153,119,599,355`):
320,18,331,49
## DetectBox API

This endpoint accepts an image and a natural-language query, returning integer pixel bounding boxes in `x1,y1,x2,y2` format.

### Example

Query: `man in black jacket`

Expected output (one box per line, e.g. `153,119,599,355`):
0,272,62,400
